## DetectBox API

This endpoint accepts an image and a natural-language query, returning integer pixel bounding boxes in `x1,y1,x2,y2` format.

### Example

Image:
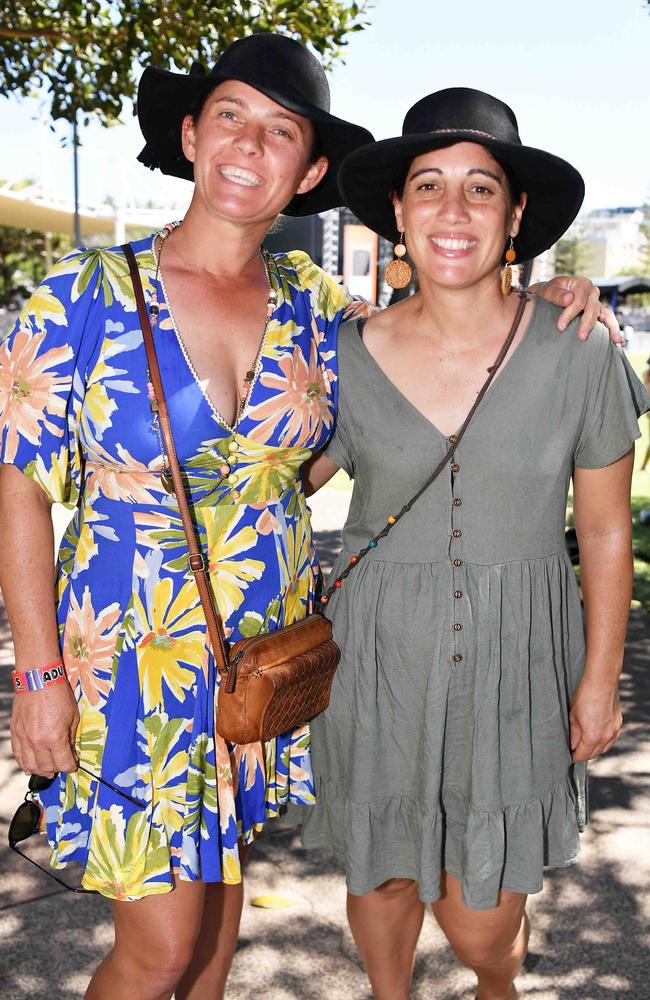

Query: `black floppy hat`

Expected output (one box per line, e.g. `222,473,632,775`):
137,33,373,216
338,88,585,263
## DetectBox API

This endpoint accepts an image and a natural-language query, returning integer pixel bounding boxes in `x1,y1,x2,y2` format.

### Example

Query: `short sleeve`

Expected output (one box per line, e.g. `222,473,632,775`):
322,322,359,477
323,386,354,476
574,326,650,469
0,248,104,506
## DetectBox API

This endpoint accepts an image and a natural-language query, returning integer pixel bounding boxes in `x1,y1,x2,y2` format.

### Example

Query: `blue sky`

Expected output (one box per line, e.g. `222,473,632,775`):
1,0,649,213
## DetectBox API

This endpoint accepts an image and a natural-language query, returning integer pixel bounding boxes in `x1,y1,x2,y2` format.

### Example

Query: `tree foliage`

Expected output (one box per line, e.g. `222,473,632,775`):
0,1,371,126
0,224,72,308
553,225,595,278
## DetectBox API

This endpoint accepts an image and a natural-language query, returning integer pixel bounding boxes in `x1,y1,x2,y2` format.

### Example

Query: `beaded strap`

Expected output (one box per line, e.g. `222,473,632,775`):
319,293,529,606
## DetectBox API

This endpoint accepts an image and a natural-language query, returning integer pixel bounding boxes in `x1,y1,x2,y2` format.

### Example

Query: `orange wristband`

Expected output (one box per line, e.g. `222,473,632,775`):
11,659,66,693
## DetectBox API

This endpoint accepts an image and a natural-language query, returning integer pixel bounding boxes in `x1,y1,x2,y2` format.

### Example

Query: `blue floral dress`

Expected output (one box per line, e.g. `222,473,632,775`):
0,233,358,899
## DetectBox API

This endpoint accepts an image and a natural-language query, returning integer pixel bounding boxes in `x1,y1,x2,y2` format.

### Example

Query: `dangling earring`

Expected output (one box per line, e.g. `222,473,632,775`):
384,233,412,289
501,236,516,296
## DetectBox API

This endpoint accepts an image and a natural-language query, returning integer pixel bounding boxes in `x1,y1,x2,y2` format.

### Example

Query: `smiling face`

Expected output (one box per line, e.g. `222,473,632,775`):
393,142,527,291
181,80,328,226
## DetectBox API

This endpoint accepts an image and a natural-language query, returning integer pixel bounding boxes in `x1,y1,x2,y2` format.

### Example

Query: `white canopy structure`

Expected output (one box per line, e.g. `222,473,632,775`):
0,180,181,242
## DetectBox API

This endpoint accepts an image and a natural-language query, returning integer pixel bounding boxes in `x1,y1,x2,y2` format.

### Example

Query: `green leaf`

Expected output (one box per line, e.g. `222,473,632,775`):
238,610,264,638
0,2,372,127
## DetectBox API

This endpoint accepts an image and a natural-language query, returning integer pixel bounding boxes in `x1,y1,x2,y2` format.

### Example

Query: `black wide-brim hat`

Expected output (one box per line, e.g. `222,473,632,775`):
137,33,373,216
339,88,585,262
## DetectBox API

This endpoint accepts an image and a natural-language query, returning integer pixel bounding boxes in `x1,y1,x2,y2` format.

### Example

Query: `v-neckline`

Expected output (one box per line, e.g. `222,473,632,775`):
352,295,537,440
152,233,278,434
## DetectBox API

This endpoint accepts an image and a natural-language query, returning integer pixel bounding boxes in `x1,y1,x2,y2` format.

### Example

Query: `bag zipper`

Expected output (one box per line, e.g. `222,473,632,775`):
230,616,319,669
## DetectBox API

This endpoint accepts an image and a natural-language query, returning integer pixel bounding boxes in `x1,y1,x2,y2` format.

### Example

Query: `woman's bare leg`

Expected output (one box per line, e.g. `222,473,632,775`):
85,876,206,1000
346,878,425,1000
432,872,528,1000
175,842,254,1000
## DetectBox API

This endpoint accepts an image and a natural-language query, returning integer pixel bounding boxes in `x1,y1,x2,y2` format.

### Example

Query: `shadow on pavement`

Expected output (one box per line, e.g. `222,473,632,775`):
314,528,343,578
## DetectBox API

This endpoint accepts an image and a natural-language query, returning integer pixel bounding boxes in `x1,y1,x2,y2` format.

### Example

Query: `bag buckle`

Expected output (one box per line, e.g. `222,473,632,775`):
188,552,208,573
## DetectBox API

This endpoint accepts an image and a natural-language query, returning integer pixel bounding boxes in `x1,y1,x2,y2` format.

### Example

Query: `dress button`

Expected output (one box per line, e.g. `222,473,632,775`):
453,498,462,507
449,435,457,444
454,590,463,599
451,463,460,473
453,559,462,567
453,654,463,663
453,623,462,631
452,529,461,539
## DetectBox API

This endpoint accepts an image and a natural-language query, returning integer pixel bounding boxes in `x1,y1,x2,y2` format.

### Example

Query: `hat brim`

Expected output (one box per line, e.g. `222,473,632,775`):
338,132,585,262
136,65,373,216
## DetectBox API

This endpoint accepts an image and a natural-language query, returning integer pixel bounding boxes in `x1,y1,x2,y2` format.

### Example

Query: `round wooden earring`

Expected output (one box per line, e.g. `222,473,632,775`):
385,233,412,289
501,237,516,295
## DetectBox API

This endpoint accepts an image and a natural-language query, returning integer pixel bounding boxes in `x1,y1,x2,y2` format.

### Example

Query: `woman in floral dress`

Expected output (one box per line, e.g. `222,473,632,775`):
0,34,372,1000
0,34,611,1000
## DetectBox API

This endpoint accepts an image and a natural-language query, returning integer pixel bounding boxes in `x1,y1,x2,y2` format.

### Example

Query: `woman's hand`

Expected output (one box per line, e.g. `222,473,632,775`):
10,682,79,777
569,679,622,762
529,276,623,343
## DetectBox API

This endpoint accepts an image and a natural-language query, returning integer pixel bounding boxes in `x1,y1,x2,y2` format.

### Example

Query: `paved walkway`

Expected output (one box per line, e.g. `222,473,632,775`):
1,488,649,999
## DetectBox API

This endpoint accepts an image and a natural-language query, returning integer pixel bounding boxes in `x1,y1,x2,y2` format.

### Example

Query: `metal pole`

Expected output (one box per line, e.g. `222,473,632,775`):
321,209,340,277
73,114,81,247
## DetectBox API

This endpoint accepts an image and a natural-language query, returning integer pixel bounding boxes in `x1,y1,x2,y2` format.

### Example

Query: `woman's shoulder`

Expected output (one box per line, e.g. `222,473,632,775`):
529,294,610,361
269,249,353,320
14,234,158,345
43,235,156,314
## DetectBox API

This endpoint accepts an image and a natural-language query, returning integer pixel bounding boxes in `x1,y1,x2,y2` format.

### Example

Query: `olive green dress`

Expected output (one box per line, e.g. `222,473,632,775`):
302,299,649,910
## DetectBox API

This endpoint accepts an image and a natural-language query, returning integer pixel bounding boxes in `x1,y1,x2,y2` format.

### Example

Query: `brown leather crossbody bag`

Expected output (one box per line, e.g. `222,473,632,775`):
124,243,526,746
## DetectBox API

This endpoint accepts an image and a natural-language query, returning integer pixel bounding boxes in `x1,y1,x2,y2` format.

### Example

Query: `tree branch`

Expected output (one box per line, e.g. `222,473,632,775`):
0,26,67,41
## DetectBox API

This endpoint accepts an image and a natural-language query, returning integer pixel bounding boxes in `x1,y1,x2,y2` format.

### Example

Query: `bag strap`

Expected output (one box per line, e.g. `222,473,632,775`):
123,244,234,685
319,291,529,604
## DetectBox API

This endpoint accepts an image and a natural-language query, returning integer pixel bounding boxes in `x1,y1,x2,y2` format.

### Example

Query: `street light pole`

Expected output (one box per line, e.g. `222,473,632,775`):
72,113,81,247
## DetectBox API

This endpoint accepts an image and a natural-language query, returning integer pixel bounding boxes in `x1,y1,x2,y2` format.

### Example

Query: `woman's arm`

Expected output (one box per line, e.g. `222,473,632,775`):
570,447,634,761
303,452,342,497
0,465,79,777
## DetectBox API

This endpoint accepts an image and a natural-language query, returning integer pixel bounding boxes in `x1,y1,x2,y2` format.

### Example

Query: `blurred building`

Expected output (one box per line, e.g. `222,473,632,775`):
567,205,647,277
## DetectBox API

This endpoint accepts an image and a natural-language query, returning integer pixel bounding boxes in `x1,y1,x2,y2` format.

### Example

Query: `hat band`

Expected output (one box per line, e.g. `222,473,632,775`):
428,127,498,140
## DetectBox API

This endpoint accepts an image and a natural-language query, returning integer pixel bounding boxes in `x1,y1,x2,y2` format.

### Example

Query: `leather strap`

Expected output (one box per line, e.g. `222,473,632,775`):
123,243,231,679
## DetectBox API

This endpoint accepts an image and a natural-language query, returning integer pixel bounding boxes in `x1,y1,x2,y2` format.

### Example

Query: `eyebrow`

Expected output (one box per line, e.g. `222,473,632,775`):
212,96,306,130
409,166,502,184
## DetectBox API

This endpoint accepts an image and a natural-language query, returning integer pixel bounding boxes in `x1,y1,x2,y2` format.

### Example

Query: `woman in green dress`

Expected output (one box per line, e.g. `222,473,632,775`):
303,88,649,999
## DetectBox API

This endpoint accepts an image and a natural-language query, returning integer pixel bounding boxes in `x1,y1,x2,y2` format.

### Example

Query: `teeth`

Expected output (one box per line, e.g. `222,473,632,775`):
220,166,263,187
432,237,476,250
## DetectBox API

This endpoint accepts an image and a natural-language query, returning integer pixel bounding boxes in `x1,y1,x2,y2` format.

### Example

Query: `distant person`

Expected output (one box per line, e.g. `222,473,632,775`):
303,88,649,1000
615,311,633,348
